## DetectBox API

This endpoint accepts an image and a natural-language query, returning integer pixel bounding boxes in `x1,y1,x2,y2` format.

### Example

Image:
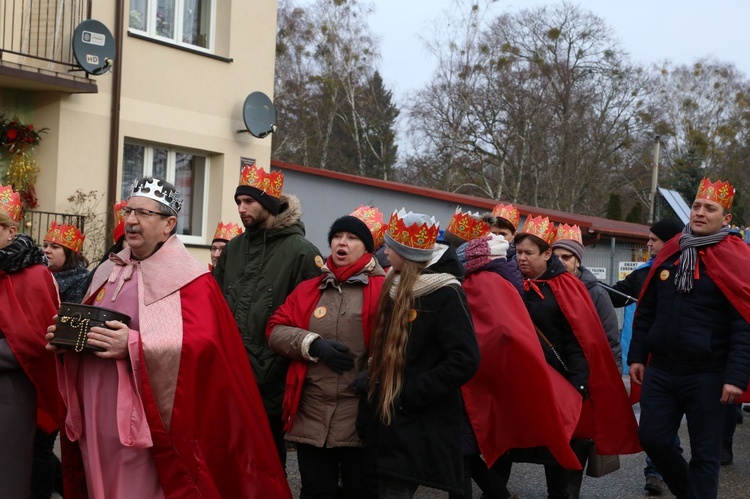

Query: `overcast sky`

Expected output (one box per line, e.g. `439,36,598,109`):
333,0,750,104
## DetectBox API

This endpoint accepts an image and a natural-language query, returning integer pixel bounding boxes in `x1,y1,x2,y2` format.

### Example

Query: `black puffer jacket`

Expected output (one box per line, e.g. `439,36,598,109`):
360,245,480,494
629,257,750,389
523,256,589,396
607,263,650,307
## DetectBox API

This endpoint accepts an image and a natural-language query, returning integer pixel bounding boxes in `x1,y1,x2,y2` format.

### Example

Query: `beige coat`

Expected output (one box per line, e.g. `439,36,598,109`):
268,262,384,448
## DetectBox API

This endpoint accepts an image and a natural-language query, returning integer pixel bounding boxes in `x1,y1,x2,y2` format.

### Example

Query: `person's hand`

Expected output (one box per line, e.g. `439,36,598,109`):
309,338,354,374
721,384,743,404
45,315,63,352
347,371,369,396
629,363,645,386
87,320,130,360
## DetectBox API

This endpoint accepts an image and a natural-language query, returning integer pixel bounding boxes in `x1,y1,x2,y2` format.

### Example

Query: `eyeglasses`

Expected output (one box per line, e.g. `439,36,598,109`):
120,207,169,219
557,253,576,261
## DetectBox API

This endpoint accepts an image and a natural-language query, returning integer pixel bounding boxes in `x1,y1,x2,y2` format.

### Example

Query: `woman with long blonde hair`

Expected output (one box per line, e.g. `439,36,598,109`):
361,209,480,498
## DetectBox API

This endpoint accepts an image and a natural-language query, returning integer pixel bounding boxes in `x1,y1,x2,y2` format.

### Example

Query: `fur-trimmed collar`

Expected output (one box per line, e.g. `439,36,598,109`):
263,193,303,231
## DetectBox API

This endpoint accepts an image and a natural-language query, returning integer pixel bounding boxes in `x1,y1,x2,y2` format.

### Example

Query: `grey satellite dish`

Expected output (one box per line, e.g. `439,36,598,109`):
241,92,277,138
72,20,116,75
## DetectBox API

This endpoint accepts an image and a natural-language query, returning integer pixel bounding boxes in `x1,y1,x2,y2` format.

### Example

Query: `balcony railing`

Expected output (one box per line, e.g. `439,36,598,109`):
1,0,91,69
21,210,85,246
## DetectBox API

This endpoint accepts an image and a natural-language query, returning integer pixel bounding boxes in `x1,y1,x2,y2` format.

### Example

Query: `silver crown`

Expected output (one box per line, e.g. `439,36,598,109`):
129,177,183,214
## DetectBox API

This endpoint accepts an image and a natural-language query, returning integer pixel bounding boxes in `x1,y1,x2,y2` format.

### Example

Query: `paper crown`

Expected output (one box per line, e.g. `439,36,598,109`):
45,221,85,254
386,208,440,250
519,215,555,245
129,177,182,214
446,207,491,242
350,205,386,247
239,164,283,199
491,203,520,230
113,200,127,243
695,177,735,210
554,223,582,244
0,183,22,223
213,221,243,242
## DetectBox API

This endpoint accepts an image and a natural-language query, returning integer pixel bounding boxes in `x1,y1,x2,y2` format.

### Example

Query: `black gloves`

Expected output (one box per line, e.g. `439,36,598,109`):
347,371,369,396
309,338,354,374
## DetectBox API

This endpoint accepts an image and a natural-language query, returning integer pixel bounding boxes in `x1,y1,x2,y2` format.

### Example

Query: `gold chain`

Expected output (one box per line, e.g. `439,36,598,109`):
59,314,91,353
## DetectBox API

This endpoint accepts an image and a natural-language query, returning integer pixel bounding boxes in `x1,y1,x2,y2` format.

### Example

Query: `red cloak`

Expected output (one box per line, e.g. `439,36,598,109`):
0,264,63,434
62,273,291,499
548,272,641,455
461,270,582,469
631,235,750,403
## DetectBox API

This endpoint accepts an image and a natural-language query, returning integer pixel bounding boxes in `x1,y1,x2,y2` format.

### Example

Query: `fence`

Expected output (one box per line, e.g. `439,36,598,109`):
20,209,85,245
0,0,91,68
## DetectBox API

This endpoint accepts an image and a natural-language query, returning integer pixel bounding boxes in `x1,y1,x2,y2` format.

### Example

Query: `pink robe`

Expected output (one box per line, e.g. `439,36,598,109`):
57,264,163,498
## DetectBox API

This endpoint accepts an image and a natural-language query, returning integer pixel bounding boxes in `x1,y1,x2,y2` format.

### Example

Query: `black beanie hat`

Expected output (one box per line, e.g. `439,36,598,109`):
234,185,281,216
649,217,684,243
328,216,374,253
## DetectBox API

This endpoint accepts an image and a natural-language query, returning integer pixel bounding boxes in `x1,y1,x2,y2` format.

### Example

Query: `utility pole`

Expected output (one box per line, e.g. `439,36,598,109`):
649,135,661,224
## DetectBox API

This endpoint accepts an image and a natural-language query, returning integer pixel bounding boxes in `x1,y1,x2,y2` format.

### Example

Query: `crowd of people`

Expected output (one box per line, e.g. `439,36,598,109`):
0,169,747,499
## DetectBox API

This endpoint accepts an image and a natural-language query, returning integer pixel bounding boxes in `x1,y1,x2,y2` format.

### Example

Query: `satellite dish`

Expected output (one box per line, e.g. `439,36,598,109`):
241,92,277,138
72,20,116,75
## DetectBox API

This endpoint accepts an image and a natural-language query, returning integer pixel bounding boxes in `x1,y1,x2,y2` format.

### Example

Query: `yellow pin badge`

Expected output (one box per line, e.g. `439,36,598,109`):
408,309,418,322
659,269,670,281
315,255,325,268
314,306,327,319
95,288,106,302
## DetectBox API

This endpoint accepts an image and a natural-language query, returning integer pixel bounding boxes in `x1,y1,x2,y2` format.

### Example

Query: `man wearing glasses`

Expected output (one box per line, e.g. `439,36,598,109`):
47,177,291,498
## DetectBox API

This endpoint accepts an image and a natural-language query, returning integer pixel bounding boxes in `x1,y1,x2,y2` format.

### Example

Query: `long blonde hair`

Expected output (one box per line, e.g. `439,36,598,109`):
368,259,427,425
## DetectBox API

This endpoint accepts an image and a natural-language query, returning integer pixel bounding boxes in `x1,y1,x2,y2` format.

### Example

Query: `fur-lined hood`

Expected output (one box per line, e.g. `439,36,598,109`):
263,194,303,232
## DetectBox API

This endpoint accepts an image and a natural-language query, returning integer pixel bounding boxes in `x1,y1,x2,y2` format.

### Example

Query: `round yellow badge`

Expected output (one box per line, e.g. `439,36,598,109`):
408,309,418,322
95,288,106,302
314,306,327,319
659,269,670,281
315,255,325,268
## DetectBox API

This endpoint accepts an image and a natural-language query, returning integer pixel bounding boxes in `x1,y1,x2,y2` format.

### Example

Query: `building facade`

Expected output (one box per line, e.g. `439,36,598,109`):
1,0,278,263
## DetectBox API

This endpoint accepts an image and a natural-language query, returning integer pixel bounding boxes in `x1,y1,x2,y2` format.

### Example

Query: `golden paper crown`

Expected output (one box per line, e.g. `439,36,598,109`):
113,200,127,227
554,223,582,244
45,221,85,253
350,205,386,247
519,215,555,245
387,208,440,250
0,183,22,223
491,203,520,230
213,221,243,242
695,177,735,210
446,207,491,242
239,164,283,199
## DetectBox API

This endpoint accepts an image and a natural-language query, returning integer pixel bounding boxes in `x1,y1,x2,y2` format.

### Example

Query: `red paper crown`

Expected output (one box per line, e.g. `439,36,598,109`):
491,203,520,230
554,223,582,244
239,164,283,199
519,215,555,245
213,221,243,242
387,209,439,250
113,200,127,243
45,221,85,253
695,177,735,210
350,205,386,247
446,207,490,241
0,183,22,223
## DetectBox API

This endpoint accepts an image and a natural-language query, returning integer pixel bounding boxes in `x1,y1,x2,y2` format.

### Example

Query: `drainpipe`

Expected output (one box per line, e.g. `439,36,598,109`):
106,0,125,240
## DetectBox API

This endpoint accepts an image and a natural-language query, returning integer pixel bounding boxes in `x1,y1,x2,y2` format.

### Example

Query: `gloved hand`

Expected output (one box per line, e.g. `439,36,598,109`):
309,338,354,374
347,371,369,396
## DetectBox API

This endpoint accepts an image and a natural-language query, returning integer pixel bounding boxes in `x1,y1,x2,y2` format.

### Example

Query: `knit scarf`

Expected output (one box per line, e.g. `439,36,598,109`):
675,225,729,293
388,272,460,299
0,234,47,274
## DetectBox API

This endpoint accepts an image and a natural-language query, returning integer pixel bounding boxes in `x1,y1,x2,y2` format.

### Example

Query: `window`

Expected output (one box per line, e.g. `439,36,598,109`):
129,0,214,51
122,142,208,243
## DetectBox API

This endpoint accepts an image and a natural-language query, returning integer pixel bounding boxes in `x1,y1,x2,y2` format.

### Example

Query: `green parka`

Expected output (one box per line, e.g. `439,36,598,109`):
214,194,322,415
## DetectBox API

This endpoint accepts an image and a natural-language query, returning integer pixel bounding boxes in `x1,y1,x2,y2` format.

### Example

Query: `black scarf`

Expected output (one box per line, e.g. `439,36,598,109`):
0,234,48,274
675,225,729,293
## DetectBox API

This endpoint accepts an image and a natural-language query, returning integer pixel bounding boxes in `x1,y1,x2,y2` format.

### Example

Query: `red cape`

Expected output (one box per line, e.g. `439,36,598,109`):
0,264,62,434
631,235,750,403
461,270,582,469
62,274,291,499
549,272,641,455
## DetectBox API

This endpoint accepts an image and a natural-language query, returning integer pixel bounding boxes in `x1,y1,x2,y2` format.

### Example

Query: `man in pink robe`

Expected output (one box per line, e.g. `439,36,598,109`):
47,177,291,499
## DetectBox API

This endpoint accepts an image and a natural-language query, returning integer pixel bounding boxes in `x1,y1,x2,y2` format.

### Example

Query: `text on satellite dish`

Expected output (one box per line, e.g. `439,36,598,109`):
82,31,106,46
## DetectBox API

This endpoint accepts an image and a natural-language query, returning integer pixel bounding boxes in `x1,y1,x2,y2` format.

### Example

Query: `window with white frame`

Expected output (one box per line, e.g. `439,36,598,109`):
129,0,214,51
122,142,208,243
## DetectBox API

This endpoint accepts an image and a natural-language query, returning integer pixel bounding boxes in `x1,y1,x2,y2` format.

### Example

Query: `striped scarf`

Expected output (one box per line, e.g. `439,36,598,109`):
675,225,729,293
